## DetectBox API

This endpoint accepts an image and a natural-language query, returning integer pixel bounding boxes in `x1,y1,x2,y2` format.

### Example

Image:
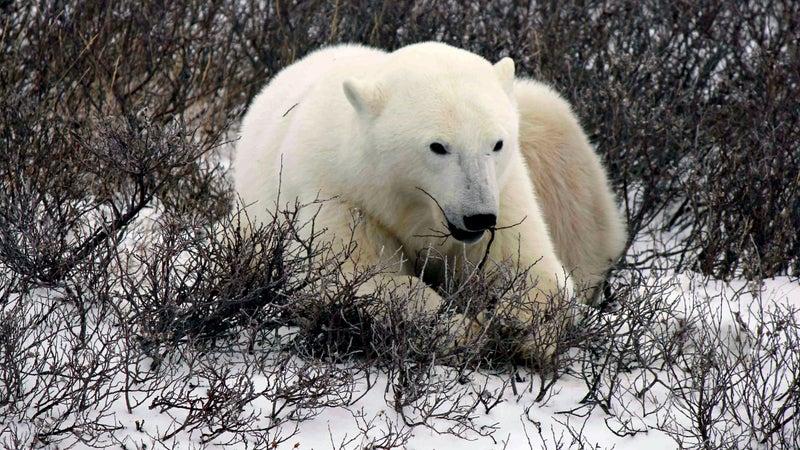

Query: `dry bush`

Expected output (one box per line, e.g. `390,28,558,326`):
514,1,800,279
2,0,799,448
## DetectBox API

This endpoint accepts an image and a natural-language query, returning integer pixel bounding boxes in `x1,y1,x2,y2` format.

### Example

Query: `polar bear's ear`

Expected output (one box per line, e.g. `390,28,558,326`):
494,57,515,95
343,78,385,117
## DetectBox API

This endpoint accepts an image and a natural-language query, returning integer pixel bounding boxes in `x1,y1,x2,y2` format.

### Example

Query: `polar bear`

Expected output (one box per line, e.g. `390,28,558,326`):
233,42,625,359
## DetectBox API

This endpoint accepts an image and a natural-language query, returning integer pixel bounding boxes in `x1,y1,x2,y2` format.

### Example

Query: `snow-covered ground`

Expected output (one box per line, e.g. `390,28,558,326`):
4,190,798,449
98,270,796,449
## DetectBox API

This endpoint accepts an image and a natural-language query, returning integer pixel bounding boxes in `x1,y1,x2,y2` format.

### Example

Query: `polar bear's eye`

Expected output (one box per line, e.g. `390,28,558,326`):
429,142,448,155
493,140,504,152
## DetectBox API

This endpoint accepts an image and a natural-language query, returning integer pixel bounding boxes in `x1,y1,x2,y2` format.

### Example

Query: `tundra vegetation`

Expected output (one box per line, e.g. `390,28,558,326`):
1,1,798,448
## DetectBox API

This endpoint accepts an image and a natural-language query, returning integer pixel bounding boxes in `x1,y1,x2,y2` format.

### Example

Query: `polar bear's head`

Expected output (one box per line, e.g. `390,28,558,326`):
342,44,518,244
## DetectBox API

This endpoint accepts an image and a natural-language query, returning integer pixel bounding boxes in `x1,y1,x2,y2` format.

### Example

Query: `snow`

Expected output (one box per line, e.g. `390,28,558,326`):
96,270,798,449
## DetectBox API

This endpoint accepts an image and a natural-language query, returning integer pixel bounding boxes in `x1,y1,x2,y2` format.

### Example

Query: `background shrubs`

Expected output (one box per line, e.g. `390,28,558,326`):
1,0,798,448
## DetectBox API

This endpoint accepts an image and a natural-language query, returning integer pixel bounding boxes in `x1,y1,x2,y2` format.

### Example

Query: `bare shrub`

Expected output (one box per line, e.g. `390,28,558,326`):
127,207,320,357
561,259,800,449
654,285,800,449
2,0,799,448
0,284,127,446
145,345,366,446
514,1,800,279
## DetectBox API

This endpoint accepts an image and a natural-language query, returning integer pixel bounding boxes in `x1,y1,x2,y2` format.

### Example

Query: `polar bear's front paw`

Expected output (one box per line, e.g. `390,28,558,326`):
508,303,582,369
517,332,559,369
444,312,486,348
436,312,499,364
520,305,586,369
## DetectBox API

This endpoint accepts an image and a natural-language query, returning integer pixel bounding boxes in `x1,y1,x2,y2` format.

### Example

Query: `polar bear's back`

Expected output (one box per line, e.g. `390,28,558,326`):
233,44,386,222
514,79,626,293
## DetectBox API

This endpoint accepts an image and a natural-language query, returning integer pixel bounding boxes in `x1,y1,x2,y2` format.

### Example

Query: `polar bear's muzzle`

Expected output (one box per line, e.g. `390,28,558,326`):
447,221,484,243
446,213,496,244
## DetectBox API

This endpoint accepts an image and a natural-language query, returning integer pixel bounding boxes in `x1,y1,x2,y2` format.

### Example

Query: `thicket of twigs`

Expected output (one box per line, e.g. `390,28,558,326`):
1,1,798,448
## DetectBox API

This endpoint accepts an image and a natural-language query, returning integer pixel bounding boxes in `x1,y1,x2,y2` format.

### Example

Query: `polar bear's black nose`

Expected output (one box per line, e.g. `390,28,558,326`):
463,214,497,231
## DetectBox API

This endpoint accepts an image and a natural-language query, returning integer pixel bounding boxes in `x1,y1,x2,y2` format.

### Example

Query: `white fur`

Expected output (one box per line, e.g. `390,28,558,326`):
233,42,625,356
514,79,626,298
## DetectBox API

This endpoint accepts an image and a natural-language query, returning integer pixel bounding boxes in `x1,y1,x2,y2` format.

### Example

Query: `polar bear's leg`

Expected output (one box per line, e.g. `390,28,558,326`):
486,158,576,364
308,201,482,352
489,157,573,308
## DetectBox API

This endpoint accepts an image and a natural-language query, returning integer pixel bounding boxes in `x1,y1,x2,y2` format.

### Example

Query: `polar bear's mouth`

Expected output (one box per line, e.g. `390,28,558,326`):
447,221,485,244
